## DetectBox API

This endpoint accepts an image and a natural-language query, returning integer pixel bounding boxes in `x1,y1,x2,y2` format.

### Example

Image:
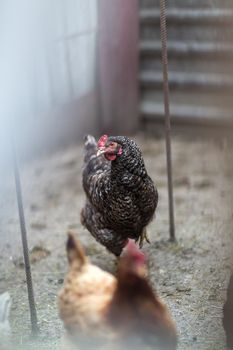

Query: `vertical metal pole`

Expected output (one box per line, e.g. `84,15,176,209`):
12,139,39,336
159,0,176,241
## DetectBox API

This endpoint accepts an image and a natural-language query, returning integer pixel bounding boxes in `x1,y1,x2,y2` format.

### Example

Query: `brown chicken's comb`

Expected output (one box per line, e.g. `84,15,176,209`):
124,239,146,266
97,135,108,148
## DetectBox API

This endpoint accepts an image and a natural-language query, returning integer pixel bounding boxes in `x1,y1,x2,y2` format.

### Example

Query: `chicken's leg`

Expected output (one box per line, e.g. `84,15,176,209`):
137,228,150,249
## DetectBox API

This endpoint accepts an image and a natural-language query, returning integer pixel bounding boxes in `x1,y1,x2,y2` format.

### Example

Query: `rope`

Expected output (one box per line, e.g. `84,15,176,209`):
12,138,39,336
159,0,176,241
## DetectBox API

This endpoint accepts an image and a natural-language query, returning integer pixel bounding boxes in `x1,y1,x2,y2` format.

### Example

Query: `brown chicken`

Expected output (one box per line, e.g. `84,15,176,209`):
58,232,177,350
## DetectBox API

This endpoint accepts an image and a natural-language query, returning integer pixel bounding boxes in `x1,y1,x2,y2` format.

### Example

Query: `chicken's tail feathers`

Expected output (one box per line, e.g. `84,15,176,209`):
0,292,11,324
83,134,98,163
84,134,97,147
66,231,87,268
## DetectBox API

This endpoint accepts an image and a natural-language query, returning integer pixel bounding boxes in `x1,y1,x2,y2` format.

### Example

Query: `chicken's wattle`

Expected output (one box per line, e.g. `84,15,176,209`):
105,153,117,161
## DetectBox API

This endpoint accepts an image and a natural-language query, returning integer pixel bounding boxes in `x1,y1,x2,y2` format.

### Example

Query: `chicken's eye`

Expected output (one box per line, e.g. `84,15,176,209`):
109,142,115,147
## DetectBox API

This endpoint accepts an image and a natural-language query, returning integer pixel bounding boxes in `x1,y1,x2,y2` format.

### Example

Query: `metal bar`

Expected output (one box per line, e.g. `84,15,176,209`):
12,138,39,336
159,0,176,241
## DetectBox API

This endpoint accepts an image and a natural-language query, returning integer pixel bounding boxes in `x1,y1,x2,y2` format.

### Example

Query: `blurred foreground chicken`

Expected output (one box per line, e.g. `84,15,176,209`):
81,135,158,256
223,273,233,349
59,232,177,350
0,292,11,350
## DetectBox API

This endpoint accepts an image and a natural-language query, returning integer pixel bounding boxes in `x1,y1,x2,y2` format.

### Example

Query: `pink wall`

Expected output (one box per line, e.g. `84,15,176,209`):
98,0,139,135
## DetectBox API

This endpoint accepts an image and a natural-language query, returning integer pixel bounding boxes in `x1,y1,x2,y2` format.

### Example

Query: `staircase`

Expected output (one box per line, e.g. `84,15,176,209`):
139,0,233,126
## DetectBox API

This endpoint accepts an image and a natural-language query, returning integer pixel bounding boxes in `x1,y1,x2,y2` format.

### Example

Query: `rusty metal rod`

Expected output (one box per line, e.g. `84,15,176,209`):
159,0,176,241
12,138,39,336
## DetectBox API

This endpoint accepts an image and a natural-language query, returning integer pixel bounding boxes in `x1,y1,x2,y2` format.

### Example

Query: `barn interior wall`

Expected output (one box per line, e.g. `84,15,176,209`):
0,0,100,171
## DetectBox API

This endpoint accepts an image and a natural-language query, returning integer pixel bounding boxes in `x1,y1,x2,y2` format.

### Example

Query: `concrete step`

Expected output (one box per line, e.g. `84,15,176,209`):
140,8,233,25
140,41,233,74
138,4,233,125
140,0,233,9
140,40,233,58
140,101,233,125
140,55,233,74
140,89,233,111
140,71,233,91
140,8,233,42
140,22,233,42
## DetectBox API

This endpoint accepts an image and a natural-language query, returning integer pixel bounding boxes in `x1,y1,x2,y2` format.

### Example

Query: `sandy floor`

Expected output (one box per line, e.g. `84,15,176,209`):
0,133,233,350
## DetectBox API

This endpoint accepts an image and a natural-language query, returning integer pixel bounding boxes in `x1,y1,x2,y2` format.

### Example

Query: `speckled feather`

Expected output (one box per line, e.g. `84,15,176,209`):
81,135,158,256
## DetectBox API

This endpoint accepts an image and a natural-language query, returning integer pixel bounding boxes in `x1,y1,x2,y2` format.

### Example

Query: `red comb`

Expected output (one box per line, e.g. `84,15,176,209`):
97,135,108,148
124,239,146,265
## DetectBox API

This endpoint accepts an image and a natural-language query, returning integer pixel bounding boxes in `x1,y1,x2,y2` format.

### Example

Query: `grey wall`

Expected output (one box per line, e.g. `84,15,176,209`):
0,0,100,169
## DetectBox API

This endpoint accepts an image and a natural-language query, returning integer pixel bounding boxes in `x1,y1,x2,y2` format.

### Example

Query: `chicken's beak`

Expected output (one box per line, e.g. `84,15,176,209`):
97,148,105,157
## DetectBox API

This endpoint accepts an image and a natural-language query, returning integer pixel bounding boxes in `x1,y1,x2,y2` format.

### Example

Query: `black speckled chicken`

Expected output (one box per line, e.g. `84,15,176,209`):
81,135,158,256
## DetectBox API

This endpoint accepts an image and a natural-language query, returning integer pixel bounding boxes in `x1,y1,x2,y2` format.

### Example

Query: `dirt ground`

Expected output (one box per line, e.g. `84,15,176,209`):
0,133,233,350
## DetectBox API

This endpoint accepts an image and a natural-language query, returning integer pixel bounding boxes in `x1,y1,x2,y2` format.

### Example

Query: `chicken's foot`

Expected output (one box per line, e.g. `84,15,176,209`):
138,229,150,249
